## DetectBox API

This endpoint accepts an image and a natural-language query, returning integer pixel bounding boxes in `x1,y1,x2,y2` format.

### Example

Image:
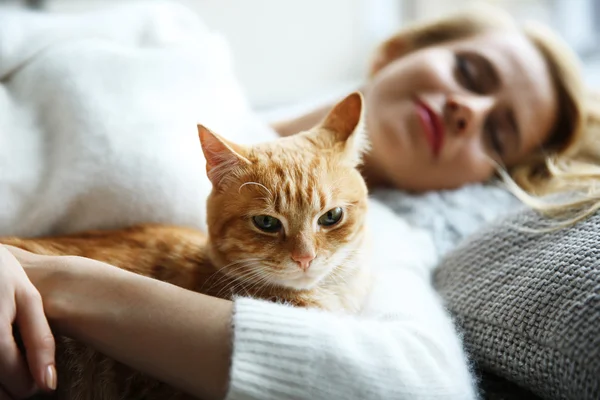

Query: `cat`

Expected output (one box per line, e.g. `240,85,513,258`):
2,92,372,400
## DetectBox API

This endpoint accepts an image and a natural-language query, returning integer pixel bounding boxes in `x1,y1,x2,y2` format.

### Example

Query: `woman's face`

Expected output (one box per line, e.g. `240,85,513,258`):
364,31,558,191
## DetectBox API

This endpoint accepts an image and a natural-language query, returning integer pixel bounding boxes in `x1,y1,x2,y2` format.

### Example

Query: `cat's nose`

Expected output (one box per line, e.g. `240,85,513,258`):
291,252,315,271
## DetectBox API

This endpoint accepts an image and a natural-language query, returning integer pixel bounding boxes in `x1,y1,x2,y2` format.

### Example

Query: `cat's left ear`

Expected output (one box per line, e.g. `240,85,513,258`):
319,91,369,166
198,125,250,188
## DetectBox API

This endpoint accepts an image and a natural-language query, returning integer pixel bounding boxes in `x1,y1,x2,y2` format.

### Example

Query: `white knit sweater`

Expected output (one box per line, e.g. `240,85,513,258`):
227,200,477,400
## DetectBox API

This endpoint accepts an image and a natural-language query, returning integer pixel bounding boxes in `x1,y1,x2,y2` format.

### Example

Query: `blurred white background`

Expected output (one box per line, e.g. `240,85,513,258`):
6,0,600,111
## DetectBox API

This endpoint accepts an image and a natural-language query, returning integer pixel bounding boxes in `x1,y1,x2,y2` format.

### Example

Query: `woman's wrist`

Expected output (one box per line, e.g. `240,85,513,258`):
26,255,114,333
24,254,234,399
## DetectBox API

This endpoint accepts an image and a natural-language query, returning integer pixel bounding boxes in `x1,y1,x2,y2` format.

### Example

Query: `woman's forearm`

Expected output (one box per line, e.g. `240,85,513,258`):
35,257,233,400
271,102,332,137
270,86,367,138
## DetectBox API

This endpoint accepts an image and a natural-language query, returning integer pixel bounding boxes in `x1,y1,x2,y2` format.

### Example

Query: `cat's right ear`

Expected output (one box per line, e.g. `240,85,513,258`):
198,125,250,187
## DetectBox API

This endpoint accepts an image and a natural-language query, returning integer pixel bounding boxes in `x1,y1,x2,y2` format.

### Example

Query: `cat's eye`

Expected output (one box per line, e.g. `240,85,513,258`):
252,215,282,233
318,207,343,227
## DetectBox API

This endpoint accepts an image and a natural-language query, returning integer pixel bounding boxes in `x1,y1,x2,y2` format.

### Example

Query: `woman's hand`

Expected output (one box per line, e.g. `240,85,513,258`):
0,245,56,399
5,245,232,400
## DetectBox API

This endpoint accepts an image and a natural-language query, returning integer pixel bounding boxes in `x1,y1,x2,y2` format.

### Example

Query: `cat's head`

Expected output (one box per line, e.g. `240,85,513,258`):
199,92,369,291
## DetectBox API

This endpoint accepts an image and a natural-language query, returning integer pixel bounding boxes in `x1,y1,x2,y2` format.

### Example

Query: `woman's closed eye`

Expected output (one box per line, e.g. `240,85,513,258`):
455,54,481,93
484,109,521,162
484,117,505,158
455,52,499,95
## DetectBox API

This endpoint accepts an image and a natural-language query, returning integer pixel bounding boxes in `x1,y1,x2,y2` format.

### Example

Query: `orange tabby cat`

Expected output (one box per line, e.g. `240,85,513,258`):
3,92,371,399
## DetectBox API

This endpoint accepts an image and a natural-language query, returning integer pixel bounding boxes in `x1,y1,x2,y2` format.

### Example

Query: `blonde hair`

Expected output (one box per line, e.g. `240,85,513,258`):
371,5,600,225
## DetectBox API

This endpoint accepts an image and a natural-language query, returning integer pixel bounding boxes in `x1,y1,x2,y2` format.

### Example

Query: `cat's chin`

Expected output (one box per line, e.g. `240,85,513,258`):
281,276,321,291
272,268,330,291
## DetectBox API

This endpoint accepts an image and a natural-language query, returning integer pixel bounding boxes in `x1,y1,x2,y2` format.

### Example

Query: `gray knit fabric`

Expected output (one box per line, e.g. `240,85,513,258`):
434,208,600,400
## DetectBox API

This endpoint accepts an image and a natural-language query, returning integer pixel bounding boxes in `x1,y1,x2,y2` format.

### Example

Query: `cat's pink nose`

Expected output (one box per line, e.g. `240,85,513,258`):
291,253,315,271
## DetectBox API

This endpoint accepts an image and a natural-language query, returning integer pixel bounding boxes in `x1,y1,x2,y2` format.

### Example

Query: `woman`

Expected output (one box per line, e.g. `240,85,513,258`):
2,6,599,400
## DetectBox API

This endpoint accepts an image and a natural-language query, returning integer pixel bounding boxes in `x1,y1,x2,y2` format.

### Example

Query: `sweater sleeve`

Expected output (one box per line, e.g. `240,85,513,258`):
226,200,477,400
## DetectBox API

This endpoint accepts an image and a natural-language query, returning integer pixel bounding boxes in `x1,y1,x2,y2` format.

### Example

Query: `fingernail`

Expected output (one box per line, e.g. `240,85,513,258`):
45,364,57,390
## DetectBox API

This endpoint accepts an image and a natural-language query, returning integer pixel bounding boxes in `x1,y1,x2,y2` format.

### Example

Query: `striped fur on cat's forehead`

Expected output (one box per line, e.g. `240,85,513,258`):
241,130,361,216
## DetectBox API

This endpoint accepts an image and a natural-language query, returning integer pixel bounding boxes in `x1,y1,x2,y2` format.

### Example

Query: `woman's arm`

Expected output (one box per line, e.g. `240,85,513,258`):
270,86,369,137
227,289,475,400
270,103,333,137
8,246,232,400
7,199,476,400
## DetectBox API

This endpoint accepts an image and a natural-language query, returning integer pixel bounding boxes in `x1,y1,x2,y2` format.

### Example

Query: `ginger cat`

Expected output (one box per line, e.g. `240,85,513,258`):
3,92,371,400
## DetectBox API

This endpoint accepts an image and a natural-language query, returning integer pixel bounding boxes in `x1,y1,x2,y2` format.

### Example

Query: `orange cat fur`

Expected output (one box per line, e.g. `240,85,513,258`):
3,92,371,400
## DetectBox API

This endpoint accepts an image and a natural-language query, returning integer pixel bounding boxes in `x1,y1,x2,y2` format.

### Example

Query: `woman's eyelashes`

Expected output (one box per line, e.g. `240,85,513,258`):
454,52,499,95
484,117,505,157
455,53,483,94
455,52,511,160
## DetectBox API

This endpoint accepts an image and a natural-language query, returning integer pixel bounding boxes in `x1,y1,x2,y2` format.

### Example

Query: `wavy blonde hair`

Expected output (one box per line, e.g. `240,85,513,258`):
370,5,600,225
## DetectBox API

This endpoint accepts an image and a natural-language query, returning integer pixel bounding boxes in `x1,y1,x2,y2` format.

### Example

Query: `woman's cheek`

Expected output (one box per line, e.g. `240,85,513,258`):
464,156,497,183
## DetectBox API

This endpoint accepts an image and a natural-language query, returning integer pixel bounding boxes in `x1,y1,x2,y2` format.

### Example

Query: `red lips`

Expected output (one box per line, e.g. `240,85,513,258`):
415,99,444,157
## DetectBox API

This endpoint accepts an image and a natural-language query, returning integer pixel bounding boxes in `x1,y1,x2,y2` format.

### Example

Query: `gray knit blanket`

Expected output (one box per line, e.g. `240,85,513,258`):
434,207,600,400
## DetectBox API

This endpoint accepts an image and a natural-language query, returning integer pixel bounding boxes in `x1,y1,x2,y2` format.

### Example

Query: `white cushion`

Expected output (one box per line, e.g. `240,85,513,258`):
0,1,277,237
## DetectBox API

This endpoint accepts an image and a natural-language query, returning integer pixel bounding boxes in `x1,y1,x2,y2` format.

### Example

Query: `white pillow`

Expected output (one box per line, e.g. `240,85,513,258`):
0,1,277,237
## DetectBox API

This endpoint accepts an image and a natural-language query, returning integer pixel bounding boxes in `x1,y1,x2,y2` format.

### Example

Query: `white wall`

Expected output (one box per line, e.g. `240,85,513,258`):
177,0,403,109
39,0,600,103
45,0,403,109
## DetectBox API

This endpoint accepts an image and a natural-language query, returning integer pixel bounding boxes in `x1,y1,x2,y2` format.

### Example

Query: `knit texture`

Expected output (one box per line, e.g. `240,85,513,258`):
434,209,600,400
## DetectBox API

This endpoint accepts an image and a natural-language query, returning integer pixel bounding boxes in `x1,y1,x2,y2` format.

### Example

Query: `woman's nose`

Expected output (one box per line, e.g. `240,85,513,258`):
444,96,493,137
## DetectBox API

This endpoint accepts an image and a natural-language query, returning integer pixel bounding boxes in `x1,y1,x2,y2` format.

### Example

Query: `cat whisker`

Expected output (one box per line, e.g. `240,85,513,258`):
203,264,252,293
248,271,275,296
256,275,278,298
327,271,341,286
217,258,266,275
207,257,264,274
243,267,281,298
214,270,260,297
329,268,349,286
210,261,262,285
235,268,273,293
201,259,265,292
204,263,250,289
238,181,273,197
238,268,275,295
223,275,259,298
216,264,270,297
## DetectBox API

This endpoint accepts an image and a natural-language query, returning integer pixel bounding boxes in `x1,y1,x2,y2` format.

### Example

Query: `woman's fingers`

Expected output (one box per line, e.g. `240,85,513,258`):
0,325,35,399
0,245,57,394
0,246,37,399
15,289,57,392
